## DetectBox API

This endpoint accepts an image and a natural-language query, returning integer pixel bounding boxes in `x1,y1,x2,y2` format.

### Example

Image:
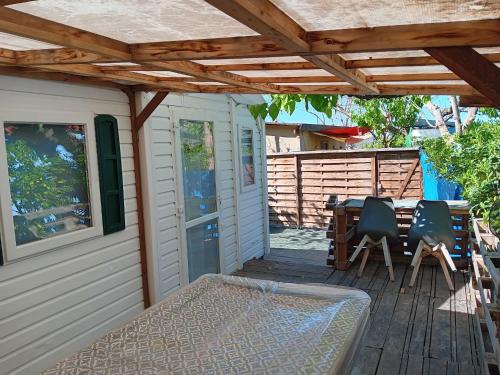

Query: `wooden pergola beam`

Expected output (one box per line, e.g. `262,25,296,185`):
0,7,280,92
308,19,500,53
207,53,500,71
0,65,129,89
123,19,500,61
177,83,477,96
0,7,130,59
459,95,496,108
425,47,500,107
35,63,201,92
100,72,459,84
14,51,500,73
0,0,35,6
148,60,280,92
0,47,15,63
241,73,460,83
205,0,378,93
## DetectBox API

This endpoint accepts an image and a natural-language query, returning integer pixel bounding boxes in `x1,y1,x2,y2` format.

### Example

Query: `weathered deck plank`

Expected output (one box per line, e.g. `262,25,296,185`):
233,248,482,375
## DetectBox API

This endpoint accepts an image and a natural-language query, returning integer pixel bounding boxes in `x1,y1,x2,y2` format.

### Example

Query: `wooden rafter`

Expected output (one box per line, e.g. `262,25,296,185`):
0,0,34,5
0,66,128,89
102,72,460,84
205,0,378,93
346,54,500,69
36,63,200,92
188,84,477,96
459,95,496,108
100,19,500,61
307,19,500,54
425,47,500,107
0,4,496,96
0,47,15,63
13,51,500,73
243,73,460,83
0,7,280,92
209,53,500,71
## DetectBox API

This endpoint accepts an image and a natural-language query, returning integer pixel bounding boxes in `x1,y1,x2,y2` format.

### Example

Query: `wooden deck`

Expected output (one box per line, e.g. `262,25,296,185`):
233,248,484,375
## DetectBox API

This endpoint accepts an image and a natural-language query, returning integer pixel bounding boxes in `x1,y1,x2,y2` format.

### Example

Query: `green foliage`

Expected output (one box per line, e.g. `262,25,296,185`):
249,94,428,148
479,107,500,120
422,121,500,219
180,120,214,170
6,124,89,244
249,94,338,121
352,96,429,148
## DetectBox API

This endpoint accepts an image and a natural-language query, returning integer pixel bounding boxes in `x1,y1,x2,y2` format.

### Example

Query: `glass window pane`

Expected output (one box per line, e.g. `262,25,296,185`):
4,123,91,246
186,218,219,282
241,128,255,186
180,119,217,222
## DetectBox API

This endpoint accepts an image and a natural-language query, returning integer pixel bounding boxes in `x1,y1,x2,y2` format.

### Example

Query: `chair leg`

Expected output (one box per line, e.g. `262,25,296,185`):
381,236,394,281
411,240,424,267
349,235,369,263
358,247,371,277
409,256,422,288
440,244,457,272
437,253,454,291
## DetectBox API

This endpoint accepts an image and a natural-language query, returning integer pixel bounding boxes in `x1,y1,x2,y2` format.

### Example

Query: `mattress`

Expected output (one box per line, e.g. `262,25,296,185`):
42,274,371,375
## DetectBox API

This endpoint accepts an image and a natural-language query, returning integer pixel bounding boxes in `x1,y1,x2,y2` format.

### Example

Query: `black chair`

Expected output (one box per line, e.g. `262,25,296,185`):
408,200,457,291
349,197,398,281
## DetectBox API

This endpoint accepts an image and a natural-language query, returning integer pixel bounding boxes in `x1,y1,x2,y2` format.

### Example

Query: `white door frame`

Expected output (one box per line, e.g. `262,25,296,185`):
172,108,224,286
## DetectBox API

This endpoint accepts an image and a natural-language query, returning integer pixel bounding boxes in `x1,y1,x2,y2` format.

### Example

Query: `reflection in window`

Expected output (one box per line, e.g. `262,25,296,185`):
186,218,219,282
241,128,255,186
180,120,217,222
4,123,91,245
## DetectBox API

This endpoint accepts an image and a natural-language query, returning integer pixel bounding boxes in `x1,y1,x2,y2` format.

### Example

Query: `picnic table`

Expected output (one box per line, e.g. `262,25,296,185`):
325,197,470,270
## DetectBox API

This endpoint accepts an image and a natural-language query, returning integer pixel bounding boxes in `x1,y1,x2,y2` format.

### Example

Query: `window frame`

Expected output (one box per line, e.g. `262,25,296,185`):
0,110,103,262
239,125,257,192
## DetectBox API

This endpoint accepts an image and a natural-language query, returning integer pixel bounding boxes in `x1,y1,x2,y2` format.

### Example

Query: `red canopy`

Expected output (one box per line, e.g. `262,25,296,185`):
317,126,371,138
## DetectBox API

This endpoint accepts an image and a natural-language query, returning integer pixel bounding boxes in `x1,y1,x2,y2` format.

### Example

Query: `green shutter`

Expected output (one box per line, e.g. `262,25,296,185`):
95,115,126,235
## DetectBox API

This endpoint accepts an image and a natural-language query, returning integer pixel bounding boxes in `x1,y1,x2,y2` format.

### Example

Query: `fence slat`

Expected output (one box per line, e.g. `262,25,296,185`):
268,149,422,228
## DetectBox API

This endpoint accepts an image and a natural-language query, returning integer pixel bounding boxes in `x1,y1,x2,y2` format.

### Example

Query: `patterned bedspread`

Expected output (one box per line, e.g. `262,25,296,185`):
42,275,370,375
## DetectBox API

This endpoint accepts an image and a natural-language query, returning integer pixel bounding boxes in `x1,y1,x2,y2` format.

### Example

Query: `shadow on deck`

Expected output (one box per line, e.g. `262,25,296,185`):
233,248,484,375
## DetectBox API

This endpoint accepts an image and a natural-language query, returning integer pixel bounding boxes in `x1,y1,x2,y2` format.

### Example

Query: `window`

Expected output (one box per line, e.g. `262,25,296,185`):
180,119,217,222
240,127,255,189
320,140,329,150
0,116,103,262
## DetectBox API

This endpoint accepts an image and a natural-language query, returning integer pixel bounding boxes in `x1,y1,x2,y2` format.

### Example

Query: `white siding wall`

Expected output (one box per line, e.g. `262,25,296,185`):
234,103,268,262
0,77,143,375
141,93,266,303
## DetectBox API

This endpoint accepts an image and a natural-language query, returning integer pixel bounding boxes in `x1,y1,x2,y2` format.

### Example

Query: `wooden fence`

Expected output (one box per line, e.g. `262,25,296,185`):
268,148,423,228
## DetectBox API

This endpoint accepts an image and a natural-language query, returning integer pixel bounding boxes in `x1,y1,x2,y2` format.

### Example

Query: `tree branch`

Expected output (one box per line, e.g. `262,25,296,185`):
426,102,451,136
449,95,463,134
464,107,478,127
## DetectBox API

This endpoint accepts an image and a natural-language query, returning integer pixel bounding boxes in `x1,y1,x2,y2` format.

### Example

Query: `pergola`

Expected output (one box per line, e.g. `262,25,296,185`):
0,0,498,309
0,0,499,108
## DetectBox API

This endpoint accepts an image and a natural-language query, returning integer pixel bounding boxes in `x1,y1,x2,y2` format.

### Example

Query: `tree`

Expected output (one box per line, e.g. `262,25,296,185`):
250,94,429,148
350,96,428,148
249,94,339,122
425,96,479,136
421,121,500,219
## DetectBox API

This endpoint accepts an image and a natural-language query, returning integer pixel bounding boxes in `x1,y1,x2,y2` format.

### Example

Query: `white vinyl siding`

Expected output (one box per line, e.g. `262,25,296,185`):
234,104,268,262
0,76,143,375
141,93,265,303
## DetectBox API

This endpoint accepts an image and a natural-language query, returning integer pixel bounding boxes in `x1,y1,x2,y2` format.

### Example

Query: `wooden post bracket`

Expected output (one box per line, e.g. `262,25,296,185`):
134,91,169,132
